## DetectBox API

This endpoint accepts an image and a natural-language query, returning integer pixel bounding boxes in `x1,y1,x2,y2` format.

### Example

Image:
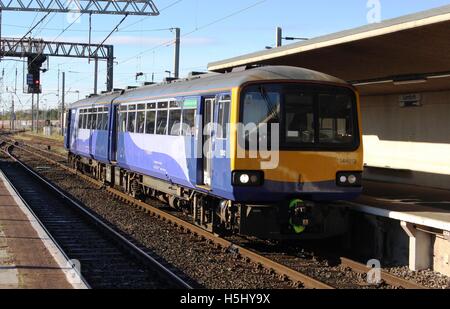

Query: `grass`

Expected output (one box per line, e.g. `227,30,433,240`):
23,130,64,143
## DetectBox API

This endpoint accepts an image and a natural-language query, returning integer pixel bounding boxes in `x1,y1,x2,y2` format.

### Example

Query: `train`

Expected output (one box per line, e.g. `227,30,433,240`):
64,66,364,239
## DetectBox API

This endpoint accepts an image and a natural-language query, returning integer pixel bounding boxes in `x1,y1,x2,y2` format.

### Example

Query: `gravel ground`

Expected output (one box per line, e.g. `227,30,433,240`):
10,148,297,289
9,136,450,289
387,267,450,289
230,238,396,289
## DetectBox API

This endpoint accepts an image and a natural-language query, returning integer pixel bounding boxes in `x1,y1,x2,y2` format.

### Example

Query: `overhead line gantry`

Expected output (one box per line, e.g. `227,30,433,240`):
0,0,159,16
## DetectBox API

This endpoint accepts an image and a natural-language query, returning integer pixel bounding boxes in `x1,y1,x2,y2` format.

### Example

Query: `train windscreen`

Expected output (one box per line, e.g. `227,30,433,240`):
240,83,359,151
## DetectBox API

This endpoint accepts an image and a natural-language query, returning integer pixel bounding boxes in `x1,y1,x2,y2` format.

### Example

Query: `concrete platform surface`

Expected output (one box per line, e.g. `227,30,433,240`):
0,171,76,289
345,180,450,274
348,180,450,231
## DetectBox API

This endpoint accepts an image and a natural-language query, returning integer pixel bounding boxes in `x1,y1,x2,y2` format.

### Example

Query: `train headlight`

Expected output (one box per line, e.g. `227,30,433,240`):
337,172,362,187
348,174,357,184
339,176,348,184
239,174,250,184
232,171,264,187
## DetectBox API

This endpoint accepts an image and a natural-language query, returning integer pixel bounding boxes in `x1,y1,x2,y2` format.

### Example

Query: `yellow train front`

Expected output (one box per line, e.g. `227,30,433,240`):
206,67,364,239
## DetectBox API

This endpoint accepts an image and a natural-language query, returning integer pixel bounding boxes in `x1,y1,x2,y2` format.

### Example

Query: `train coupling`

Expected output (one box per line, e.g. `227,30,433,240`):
288,199,313,234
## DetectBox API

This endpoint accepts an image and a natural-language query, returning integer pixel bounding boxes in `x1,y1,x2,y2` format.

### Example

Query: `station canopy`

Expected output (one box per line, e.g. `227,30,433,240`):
208,5,450,96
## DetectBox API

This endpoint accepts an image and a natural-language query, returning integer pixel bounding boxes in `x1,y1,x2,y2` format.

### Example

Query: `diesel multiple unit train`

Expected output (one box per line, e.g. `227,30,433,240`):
64,66,364,239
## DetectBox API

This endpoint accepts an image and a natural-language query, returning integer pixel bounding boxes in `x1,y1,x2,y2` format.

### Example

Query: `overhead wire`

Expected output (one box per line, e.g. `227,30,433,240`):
68,0,268,90
28,13,84,68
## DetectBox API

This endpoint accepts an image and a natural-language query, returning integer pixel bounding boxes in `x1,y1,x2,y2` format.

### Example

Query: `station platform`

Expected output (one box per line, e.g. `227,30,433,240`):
0,171,80,289
344,180,450,275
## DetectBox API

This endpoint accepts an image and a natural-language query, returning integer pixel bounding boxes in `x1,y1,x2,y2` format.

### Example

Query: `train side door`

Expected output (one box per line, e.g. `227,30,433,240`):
110,105,119,162
202,97,216,186
64,109,73,149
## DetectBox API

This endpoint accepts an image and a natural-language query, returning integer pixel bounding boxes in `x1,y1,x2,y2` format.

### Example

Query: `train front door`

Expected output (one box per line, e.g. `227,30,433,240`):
202,97,216,186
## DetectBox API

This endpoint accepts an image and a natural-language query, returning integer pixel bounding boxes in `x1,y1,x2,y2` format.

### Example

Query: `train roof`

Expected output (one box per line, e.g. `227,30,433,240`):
69,91,122,109
70,66,348,108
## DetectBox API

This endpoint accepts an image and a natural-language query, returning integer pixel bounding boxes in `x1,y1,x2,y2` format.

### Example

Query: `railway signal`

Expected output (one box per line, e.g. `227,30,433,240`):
27,55,47,94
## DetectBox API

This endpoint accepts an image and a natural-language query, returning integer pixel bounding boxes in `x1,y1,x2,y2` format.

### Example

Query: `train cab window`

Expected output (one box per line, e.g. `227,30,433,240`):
168,101,182,136
217,97,230,139
145,110,156,134
136,106,145,134
318,94,354,144
127,105,137,132
241,86,281,150
242,84,358,150
285,93,315,144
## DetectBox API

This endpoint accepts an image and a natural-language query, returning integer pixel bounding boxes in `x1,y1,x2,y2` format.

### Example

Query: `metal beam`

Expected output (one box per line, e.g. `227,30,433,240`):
1,37,115,91
0,0,159,16
1,37,112,59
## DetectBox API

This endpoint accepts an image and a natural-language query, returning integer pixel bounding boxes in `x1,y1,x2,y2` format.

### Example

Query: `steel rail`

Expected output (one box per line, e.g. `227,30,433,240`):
0,150,90,289
5,134,435,290
4,138,334,289
1,141,192,289
340,257,428,289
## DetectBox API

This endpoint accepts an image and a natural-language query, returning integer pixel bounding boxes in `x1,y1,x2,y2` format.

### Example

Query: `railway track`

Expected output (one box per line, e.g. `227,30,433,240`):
0,134,429,289
0,141,192,289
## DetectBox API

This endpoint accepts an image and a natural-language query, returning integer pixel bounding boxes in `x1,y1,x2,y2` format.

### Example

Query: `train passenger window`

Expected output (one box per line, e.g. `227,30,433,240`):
78,112,83,128
101,113,106,130
137,104,145,110
103,108,109,131
87,113,93,130
170,101,181,108
147,103,156,110
156,110,168,135
168,109,181,136
96,112,102,130
127,107,136,133
83,113,88,129
92,112,97,130
145,110,156,134
182,109,196,136
136,110,145,134
100,112,106,130
158,102,168,109
119,111,127,132
217,99,230,139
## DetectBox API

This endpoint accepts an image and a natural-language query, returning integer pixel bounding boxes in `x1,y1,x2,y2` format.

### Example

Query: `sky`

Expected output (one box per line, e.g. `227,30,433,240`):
1,0,449,111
